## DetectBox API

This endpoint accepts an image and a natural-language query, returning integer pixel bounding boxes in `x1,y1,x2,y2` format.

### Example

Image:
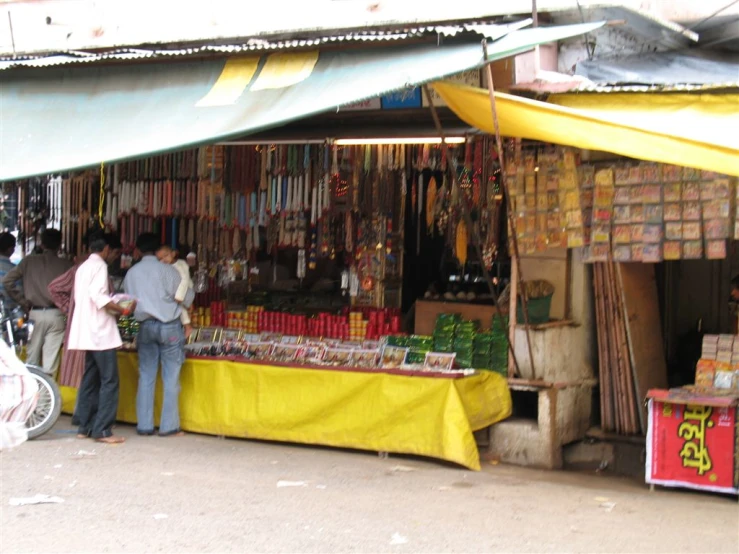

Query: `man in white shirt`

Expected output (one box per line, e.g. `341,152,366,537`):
68,233,133,444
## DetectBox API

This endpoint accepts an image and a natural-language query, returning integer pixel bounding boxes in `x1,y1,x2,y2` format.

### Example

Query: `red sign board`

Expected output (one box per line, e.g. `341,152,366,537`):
647,400,738,494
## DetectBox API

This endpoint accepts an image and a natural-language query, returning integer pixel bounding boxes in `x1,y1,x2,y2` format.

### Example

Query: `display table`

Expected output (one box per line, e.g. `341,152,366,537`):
646,389,739,495
60,352,511,470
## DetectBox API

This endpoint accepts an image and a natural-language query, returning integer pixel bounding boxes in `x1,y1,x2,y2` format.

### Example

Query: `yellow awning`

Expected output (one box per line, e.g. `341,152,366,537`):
431,82,739,177
549,92,738,152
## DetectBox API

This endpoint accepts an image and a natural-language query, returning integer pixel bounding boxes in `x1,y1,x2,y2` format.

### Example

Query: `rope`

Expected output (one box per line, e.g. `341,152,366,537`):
99,161,105,228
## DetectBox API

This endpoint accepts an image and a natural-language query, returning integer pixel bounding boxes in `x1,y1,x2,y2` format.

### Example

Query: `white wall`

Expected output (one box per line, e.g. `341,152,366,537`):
513,249,596,383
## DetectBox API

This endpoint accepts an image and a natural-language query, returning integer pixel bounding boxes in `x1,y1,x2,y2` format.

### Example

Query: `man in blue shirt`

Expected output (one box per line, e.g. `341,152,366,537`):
0,233,17,310
123,233,194,437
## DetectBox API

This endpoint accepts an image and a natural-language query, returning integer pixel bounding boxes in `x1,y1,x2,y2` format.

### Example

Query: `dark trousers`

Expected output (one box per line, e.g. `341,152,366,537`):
75,349,119,439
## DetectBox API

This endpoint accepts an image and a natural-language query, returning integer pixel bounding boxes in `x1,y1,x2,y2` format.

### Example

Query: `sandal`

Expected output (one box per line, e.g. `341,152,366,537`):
95,436,126,444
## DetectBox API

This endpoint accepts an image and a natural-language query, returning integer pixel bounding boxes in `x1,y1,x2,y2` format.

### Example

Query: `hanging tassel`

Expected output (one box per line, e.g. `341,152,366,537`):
426,177,437,232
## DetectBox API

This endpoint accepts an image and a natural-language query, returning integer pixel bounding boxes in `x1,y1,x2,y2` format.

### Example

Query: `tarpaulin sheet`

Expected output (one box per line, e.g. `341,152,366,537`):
432,81,739,177
0,22,602,181
61,352,512,470
549,91,739,153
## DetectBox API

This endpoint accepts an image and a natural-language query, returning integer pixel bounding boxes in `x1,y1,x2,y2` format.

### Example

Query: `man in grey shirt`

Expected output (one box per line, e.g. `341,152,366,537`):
123,233,194,437
3,229,73,374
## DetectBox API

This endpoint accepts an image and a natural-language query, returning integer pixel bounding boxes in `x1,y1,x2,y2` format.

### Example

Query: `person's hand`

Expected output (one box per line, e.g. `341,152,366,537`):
125,300,137,316
184,324,193,340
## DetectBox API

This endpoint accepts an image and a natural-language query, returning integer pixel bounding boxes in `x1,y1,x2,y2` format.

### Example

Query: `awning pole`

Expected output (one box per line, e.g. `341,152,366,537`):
481,40,538,380
422,84,523,379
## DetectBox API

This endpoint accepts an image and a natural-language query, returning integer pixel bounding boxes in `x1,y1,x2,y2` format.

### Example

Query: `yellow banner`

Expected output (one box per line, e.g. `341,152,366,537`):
432,82,739,177
62,352,511,470
196,57,260,107
250,51,319,92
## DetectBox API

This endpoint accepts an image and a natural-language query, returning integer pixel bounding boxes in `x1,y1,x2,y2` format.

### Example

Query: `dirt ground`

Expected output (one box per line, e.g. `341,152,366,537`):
1,416,737,553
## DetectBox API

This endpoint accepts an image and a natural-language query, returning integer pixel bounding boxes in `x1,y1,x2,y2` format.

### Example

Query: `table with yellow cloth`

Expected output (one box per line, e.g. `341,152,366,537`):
61,352,511,470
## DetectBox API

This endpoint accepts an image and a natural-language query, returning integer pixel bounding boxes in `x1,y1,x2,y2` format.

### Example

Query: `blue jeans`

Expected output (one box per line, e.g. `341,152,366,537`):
136,319,185,435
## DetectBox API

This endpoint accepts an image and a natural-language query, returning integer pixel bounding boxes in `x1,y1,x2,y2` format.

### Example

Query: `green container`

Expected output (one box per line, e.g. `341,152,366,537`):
387,335,411,347
516,294,553,324
456,358,473,368
409,335,434,349
405,350,426,365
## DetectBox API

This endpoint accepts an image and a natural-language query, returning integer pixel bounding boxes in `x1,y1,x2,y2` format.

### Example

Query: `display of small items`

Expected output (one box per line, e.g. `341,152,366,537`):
695,334,739,391
432,313,507,376
190,302,228,327
184,329,473,375
220,306,401,341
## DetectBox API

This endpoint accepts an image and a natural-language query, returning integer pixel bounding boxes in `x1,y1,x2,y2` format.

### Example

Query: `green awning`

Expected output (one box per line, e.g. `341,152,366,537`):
0,22,601,180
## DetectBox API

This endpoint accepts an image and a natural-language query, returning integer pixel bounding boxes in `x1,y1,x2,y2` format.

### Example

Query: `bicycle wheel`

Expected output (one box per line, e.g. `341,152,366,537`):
25,365,62,439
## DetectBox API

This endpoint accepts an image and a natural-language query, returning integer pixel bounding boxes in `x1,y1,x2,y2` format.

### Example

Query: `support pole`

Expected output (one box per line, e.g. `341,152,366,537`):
422,84,522,378
481,40,538,380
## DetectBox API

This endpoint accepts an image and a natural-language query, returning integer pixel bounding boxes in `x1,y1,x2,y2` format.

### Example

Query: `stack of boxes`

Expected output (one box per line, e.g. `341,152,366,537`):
433,314,459,353
385,335,433,365
490,315,509,376
430,313,508,374
226,305,263,333
472,332,494,372
349,311,368,341
453,320,477,368
696,334,739,390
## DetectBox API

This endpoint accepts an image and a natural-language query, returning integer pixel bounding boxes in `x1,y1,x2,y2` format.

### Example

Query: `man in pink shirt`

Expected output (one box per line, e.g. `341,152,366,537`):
68,233,134,444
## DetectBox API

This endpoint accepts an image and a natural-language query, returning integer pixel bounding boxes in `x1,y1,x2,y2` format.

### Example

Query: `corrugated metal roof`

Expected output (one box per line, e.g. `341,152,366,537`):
570,82,739,92
0,22,509,71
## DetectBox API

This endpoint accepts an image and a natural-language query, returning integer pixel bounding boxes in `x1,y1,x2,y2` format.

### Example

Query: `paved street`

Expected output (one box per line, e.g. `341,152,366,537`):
1,416,737,553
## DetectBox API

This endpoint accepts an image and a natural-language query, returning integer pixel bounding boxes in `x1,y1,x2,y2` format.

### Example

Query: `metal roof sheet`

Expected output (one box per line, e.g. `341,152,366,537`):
0,23,505,71
570,82,739,92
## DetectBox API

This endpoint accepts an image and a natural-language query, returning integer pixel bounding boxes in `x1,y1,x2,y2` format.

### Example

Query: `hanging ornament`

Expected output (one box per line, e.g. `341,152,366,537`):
297,248,307,279
426,177,437,232
194,266,208,293
455,219,468,266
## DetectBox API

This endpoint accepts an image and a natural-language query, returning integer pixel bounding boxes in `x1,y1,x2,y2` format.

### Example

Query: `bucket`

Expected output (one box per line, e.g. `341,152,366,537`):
516,294,553,324
515,280,555,324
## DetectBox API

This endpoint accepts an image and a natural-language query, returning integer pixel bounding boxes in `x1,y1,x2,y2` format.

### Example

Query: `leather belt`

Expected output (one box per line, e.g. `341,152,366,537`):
31,306,59,311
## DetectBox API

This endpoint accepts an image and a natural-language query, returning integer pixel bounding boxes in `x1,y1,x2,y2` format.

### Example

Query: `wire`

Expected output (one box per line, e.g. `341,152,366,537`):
684,0,739,32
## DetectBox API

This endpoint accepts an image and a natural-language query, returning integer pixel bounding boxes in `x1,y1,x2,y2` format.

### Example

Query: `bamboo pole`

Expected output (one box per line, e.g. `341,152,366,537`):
593,264,612,431
480,41,537,380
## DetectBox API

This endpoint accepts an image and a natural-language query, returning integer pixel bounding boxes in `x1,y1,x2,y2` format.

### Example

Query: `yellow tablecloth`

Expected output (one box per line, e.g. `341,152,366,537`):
61,352,511,470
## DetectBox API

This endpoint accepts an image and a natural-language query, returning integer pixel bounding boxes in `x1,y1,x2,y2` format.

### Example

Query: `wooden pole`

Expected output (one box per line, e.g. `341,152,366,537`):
481,40,538,380
422,84,522,378
508,254,518,378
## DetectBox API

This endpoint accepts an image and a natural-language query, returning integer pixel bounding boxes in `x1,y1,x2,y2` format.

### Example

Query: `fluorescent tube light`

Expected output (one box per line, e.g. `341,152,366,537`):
334,137,465,145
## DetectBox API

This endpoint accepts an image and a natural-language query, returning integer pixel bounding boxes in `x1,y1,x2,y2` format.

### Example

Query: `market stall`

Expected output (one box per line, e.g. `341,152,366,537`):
60,350,511,470
646,333,739,495
22,134,514,471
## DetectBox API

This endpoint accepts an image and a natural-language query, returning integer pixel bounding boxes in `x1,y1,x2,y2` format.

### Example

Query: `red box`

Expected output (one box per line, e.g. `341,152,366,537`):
646,399,738,494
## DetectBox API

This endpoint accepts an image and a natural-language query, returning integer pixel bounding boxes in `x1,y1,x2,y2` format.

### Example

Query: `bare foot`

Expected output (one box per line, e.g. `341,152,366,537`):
76,433,90,439
96,436,125,444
